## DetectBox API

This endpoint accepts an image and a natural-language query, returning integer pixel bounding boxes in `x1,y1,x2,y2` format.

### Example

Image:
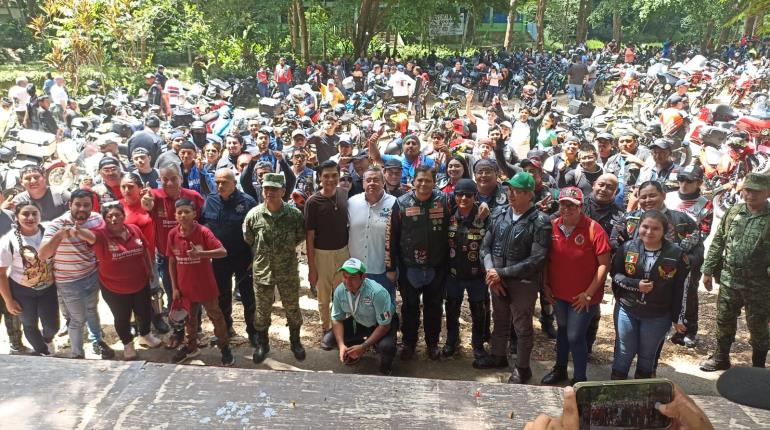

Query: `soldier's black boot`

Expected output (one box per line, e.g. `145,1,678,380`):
700,352,731,372
442,298,462,357
469,301,487,360
752,350,768,368
289,327,306,361
252,331,270,364
540,312,557,340
541,366,569,385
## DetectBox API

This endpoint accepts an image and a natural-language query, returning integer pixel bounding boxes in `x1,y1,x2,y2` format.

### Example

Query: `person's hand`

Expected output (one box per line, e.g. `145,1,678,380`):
656,384,715,430
386,271,397,283
141,184,154,202
537,194,553,212
674,323,686,334
345,344,365,361
524,386,580,430
572,292,591,312
639,279,654,294
308,266,318,289
545,91,553,102
543,284,555,305
188,243,204,259
195,153,204,170
485,269,501,285
1,194,15,211
477,202,490,221
489,280,506,297
465,91,474,104
274,151,283,161
5,299,22,315
172,288,181,302
702,274,714,292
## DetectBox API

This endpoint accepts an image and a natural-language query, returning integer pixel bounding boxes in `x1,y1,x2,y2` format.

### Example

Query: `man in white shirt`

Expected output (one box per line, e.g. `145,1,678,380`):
49,76,69,122
164,71,185,107
8,76,29,124
347,167,397,302
387,65,415,105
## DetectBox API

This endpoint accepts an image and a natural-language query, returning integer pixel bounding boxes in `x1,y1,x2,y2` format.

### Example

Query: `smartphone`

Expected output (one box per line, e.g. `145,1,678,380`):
574,379,673,430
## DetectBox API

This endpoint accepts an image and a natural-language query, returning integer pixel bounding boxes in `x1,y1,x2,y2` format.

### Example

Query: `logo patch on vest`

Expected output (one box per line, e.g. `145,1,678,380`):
625,252,639,264
468,251,478,262
626,220,637,236
625,263,636,276
658,264,677,280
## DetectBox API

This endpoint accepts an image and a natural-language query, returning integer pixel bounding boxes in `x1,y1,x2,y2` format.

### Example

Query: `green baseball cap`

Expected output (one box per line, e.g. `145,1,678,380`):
503,172,535,192
262,173,286,188
338,258,366,275
742,173,770,191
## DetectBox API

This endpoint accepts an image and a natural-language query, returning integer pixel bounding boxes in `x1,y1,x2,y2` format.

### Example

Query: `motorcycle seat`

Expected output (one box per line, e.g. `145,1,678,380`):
713,104,739,122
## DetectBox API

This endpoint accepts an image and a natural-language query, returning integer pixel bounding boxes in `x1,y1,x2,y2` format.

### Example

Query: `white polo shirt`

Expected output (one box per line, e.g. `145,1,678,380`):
347,191,396,274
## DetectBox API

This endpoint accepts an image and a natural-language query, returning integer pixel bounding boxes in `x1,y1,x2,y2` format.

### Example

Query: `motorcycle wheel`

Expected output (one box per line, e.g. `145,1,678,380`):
46,165,68,188
751,152,770,174
611,93,627,112
689,97,703,116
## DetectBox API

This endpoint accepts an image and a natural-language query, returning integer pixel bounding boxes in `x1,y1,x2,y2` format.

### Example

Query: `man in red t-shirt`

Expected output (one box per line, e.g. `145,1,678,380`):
147,164,204,346
167,198,233,366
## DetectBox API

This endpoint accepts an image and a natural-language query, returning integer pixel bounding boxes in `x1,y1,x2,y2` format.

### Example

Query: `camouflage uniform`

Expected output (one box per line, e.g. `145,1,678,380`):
243,197,306,332
703,194,770,357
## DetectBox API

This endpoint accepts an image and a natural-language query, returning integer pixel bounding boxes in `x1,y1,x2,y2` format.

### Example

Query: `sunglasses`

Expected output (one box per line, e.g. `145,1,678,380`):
455,192,476,198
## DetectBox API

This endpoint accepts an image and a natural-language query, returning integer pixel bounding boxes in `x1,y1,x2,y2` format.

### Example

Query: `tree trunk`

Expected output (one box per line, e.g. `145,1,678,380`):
289,2,298,56
295,0,309,64
504,0,520,50
701,21,714,54
753,12,764,37
25,0,36,18
535,0,547,50
612,10,622,44
353,0,385,59
575,0,592,44
744,15,756,37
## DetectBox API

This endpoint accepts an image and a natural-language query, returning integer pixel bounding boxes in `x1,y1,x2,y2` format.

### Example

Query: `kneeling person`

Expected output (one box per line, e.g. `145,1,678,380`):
332,258,397,375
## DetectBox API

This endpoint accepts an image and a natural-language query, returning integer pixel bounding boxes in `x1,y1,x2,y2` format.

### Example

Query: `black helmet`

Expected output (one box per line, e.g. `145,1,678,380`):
26,83,36,97
333,106,346,117
300,116,313,128
319,100,331,110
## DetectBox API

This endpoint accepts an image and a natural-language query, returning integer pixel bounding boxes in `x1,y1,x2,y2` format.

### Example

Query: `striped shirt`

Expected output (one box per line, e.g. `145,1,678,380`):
43,212,104,284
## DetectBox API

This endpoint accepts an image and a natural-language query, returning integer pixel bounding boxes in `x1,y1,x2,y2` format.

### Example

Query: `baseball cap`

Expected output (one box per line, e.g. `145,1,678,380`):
383,158,402,170
650,138,673,150
717,368,770,411
500,120,513,129
520,158,543,170
98,157,121,170
677,165,704,181
742,172,770,191
145,115,161,128
667,94,684,105
291,129,306,139
338,257,367,275
262,173,285,188
97,133,121,147
169,130,186,141
503,172,535,192
338,134,353,146
131,147,150,157
397,64,405,71
596,132,614,141
675,79,689,87
144,73,155,79
454,178,478,194
473,158,498,172
559,186,584,205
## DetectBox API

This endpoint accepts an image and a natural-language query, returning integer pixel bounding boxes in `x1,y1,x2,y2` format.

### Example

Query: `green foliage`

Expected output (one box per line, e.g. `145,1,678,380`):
586,39,605,50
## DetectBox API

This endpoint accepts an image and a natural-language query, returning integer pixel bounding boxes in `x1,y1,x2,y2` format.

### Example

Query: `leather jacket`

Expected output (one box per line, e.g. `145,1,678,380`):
391,189,450,268
448,206,488,280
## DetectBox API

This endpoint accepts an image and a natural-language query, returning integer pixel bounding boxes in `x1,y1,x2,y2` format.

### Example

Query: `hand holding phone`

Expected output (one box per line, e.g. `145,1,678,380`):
575,379,674,429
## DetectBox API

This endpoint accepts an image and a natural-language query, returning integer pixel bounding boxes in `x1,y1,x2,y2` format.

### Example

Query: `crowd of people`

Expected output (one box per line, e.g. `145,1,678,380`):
0,39,769,388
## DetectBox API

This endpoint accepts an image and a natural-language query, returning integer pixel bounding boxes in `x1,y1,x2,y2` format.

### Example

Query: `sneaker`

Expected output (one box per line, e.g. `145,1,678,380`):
123,342,138,360
9,343,29,355
683,335,697,348
172,346,200,364
139,333,162,349
221,346,235,367
93,341,116,359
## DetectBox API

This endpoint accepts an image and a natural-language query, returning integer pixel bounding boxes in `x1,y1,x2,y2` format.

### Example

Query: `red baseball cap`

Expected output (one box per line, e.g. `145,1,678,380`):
558,186,584,205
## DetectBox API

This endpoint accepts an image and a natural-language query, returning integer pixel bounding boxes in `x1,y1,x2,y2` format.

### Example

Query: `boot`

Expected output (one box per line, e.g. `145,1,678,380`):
700,352,731,372
469,301,488,360
634,368,654,379
289,327,306,361
610,369,627,380
472,354,508,369
442,298,462,357
540,313,557,340
252,331,270,364
508,366,532,384
752,350,768,368
541,366,569,385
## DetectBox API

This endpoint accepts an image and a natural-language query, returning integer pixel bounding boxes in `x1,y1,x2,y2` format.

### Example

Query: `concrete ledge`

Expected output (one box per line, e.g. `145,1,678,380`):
0,355,768,429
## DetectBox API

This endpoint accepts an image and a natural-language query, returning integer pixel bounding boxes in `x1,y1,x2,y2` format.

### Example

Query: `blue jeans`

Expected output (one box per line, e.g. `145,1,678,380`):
567,84,583,100
367,272,396,306
156,253,172,308
612,303,672,376
278,82,289,97
554,299,598,380
257,82,269,97
57,271,102,356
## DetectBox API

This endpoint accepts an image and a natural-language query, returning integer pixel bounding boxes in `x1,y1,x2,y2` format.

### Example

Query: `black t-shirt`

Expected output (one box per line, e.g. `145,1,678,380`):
134,168,160,189
13,187,70,222
308,133,340,163
304,188,349,250
567,63,589,85
128,130,164,167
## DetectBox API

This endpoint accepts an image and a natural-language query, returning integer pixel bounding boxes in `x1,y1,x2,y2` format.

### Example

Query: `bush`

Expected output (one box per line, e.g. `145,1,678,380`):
586,39,605,50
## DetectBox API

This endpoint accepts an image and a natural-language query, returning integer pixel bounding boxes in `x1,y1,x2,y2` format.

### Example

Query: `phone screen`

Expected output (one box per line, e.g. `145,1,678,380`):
575,380,673,430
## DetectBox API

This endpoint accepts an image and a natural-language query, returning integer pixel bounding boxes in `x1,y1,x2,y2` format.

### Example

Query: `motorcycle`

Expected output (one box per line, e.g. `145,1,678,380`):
609,66,640,112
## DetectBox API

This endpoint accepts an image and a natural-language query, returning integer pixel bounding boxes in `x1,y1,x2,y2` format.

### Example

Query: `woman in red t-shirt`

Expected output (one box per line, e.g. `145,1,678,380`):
85,202,162,360
541,187,611,385
120,173,156,257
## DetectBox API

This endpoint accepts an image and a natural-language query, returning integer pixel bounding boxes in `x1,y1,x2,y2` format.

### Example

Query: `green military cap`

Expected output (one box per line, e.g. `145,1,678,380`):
743,173,770,191
503,171,535,192
262,173,286,188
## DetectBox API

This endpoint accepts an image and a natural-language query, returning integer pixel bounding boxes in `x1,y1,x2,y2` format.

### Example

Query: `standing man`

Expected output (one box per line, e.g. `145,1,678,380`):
388,166,451,361
164,71,184,108
128,115,164,167
566,55,589,100
274,57,293,96
38,190,114,359
201,169,258,345
130,148,161,189
388,65,415,106
476,172,552,384
700,173,770,371
8,77,29,124
49,75,68,122
145,73,170,118
244,173,306,363
347,167,398,301
331,258,397,375
9,165,70,222
604,132,650,208
305,160,350,350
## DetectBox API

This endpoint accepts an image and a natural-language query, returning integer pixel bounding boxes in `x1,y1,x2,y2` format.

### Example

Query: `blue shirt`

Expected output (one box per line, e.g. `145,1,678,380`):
331,278,394,328
381,154,436,184
201,190,257,254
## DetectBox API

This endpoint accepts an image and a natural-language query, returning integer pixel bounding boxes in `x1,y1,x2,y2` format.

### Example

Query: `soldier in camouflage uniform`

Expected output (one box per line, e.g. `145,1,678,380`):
243,173,307,364
700,173,770,371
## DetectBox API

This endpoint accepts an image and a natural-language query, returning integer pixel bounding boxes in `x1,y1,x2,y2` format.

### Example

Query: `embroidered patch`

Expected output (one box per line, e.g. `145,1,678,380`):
658,265,677,280
626,221,637,236
469,242,479,251
574,234,585,246
625,252,639,264
449,248,456,258
382,310,391,320
625,263,636,276
405,207,421,217
496,193,507,205
468,251,478,262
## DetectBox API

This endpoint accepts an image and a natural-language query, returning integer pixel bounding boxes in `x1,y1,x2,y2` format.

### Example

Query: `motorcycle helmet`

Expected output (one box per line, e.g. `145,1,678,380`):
365,89,376,100
26,83,36,97
86,80,100,92
385,138,403,155
350,93,361,103
438,92,451,102
300,116,313,129
333,105,346,117
452,118,470,138
522,84,537,97
319,101,331,110
726,132,749,148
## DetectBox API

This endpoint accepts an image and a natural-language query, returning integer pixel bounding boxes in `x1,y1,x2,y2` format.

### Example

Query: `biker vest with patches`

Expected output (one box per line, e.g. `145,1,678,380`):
664,192,711,230
448,207,488,280
619,208,696,247
396,190,450,268
615,239,687,320
487,205,551,282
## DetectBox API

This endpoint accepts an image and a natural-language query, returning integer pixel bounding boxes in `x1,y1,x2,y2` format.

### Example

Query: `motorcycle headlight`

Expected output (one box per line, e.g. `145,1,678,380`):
762,128,770,136
664,84,672,91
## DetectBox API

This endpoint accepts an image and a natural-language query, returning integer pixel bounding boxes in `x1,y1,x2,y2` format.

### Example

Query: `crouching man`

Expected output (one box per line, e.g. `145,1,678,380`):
331,258,398,375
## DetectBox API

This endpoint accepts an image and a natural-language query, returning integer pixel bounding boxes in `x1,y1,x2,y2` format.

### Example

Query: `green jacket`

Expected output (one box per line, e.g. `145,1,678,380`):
702,203,770,290
243,202,305,285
